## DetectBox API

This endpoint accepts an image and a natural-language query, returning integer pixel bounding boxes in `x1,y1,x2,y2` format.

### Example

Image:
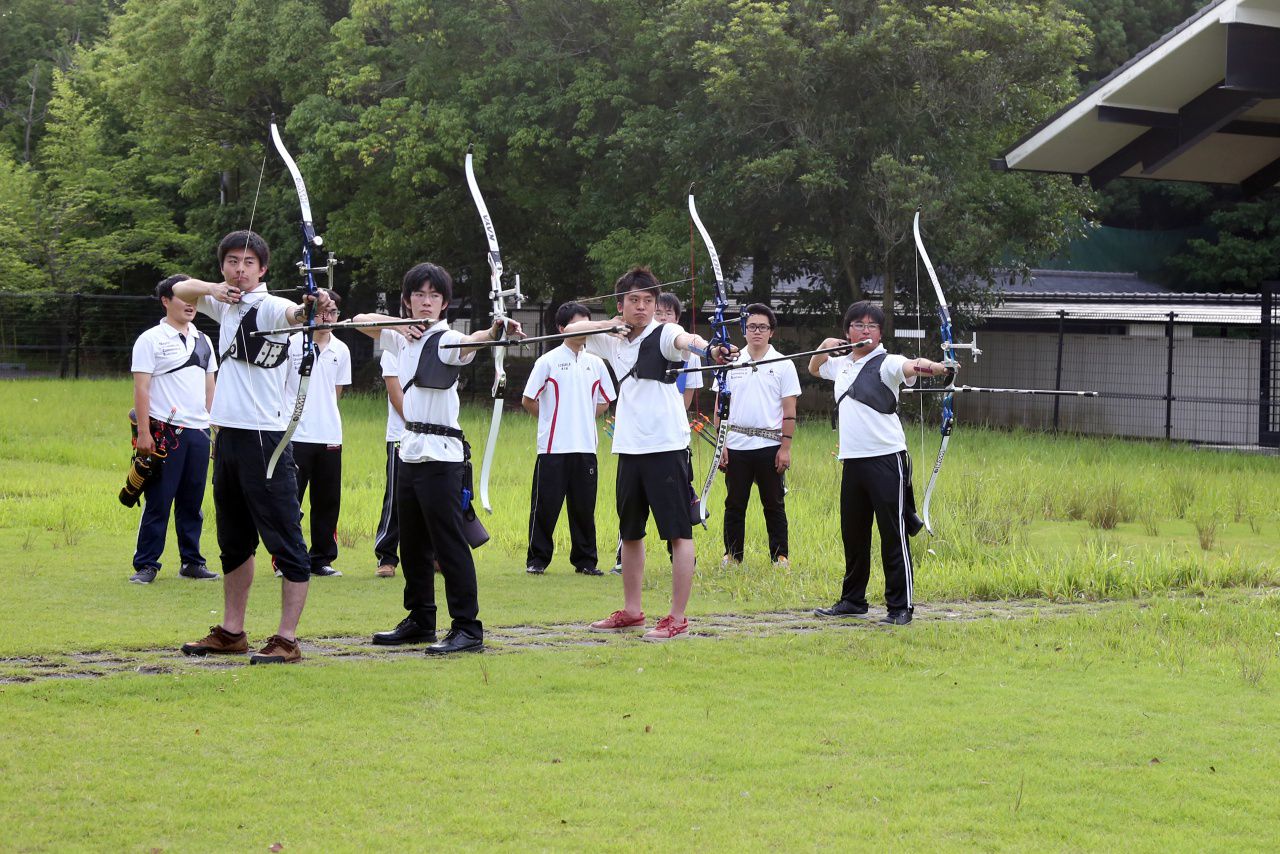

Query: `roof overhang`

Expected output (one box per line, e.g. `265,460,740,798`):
996,0,1280,194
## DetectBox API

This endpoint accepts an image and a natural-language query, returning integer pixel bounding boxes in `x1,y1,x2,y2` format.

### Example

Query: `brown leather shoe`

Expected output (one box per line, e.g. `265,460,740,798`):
181,625,248,656
250,634,302,665
376,564,396,578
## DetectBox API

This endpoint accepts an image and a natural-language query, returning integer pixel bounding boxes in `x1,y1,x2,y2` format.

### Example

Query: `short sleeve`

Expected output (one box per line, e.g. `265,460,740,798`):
595,359,616,402
131,333,156,374
437,329,477,366
659,323,685,362
336,345,352,385
523,356,551,399
818,356,844,382
780,360,801,397
880,354,911,389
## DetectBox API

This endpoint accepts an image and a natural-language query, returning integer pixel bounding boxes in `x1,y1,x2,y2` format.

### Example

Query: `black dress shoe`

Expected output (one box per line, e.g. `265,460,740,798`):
372,617,436,646
881,611,913,626
814,600,870,618
575,566,604,576
425,629,483,655
903,512,925,537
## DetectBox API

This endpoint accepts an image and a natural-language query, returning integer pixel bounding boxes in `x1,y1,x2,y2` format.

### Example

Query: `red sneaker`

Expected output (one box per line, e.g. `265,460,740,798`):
642,615,689,642
589,609,646,633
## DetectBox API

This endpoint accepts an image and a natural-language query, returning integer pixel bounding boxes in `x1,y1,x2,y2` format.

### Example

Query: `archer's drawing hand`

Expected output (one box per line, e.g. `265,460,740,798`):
398,323,428,340
819,337,847,352
212,282,242,304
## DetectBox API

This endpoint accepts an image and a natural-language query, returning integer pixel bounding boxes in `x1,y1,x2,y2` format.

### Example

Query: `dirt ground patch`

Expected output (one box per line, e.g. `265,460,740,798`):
0,598,1108,684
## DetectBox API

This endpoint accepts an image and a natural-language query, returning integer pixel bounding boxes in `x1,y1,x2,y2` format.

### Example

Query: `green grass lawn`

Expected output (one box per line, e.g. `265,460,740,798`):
2,379,1279,849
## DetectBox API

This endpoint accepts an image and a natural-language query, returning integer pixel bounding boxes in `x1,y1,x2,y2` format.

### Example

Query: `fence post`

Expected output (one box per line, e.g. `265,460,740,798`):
73,293,83,379
1164,311,1175,440
1053,309,1065,432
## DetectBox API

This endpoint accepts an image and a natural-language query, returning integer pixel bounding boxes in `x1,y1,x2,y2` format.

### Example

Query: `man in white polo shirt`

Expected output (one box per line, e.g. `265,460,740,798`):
285,290,352,578
567,267,734,642
718,303,800,568
808,300,950,626
521,301,615,576
128,274,218,584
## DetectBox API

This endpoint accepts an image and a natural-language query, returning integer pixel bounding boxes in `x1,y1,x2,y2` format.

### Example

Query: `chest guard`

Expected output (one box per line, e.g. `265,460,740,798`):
159,332,212,376
404,330,462,391
221,305,289,369
621,324,681,385
833,353,897,429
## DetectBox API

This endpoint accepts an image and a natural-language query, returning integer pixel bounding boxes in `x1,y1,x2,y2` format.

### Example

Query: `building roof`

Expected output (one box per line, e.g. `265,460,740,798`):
996,0,1280,194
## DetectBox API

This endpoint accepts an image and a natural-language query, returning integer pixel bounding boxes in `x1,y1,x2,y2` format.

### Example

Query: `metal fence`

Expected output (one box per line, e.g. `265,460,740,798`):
1,291,1272,447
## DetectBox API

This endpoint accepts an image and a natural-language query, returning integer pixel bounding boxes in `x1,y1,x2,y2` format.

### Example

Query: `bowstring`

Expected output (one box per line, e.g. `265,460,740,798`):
914,232,925,497
237,146,270,465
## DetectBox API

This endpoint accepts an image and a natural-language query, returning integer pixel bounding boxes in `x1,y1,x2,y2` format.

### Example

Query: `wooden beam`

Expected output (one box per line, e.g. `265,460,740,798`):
1140,85,1261,174
1241,155,1280,197
1226,23,1280,96
1220,120,1280,138
1096,105,1179,128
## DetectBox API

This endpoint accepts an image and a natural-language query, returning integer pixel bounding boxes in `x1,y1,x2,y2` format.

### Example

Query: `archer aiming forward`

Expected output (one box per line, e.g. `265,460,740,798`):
808,300,949,626
172,230,335,664
354,262,523,655
567,267,735,642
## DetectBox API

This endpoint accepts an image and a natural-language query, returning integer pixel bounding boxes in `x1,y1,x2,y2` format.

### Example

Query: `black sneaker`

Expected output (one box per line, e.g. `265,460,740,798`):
881,611,913,626
179,563,218,580
311,565,343,577
575,566,604,576
129,567,158,584
525,564,546,575
814,600,869,618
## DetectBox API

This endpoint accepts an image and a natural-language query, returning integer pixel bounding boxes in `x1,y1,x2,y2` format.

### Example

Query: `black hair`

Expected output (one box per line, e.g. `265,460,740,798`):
745,302,776,328
842,300,885,332
155,274,190,302
400,263,454,314
555,301,590,330
613,266,660,298
656,292,683,317
217,230,270,269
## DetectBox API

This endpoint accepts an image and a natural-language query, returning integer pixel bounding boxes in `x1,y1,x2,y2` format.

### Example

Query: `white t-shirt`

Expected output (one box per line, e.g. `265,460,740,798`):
819,346,915,459
522,344,615,454
585,321,690,454
198,289,294,430
396,320,477,464
379,330,405,443
130,320,218,429
722,346,802,451
285,334,351,445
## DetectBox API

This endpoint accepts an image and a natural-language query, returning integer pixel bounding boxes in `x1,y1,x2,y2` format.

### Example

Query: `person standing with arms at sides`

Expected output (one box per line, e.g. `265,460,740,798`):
566,267,735,642
719,303,800,569
353,262,523,655
284,289,351,578
808,301,950,626
128,274,219,584
172,230,336,664
521,302,616,577
373,306,406,579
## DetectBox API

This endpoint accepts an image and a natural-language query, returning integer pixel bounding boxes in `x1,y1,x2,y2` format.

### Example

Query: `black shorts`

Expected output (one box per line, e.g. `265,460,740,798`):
211,427,311,582
616,450,694,542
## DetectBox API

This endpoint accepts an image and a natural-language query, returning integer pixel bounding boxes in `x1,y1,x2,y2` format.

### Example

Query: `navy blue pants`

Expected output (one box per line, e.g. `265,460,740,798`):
133,427,210,572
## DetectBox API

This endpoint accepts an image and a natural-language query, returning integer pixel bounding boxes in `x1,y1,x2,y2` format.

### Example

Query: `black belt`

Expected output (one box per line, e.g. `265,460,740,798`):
404,421,464,440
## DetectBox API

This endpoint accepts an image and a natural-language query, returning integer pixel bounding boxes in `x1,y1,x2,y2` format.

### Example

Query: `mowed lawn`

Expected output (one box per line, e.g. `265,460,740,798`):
1,379,1279,849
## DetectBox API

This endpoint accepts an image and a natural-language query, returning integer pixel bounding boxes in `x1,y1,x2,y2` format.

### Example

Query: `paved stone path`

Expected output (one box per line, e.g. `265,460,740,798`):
0,599,1108,684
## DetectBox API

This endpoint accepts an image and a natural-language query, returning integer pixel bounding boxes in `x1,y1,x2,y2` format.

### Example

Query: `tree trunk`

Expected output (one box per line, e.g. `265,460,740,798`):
750,244,772,304
881,264,896,341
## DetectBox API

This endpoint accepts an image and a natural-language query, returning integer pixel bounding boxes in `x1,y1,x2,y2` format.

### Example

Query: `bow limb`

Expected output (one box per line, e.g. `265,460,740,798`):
465,146,522,514
266,117,323,479
913,209,955,535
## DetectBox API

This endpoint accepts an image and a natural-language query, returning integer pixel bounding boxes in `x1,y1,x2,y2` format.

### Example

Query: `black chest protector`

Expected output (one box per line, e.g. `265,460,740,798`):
159,332,212,376
833,353,898,426
619,324,681,386
404,330,462,391
220,304,289,369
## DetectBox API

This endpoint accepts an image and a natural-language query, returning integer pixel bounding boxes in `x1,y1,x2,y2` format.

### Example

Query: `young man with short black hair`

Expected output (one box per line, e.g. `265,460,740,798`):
521,302,615,576
568,267,734,641
808,301,949,626
354,262,523,655
718,303,799,567
171,230,336,664
127,274,218,584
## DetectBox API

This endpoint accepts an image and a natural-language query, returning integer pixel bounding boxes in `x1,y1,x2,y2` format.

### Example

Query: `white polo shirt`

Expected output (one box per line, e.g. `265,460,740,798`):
585,321,690,454
396,320,477,464
285,334,352,445
522,344,615,454
721,346,802,451
198,289,294,430
819,345,915,459
130,320,218,429
379,330,405,443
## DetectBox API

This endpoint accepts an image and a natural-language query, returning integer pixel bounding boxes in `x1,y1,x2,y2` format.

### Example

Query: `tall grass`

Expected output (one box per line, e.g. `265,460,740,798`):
2,379,1278,604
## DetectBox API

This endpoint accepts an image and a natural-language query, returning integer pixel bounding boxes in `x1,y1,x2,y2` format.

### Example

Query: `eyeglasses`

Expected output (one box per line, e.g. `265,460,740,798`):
849,322,880,332
745,323,773,332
